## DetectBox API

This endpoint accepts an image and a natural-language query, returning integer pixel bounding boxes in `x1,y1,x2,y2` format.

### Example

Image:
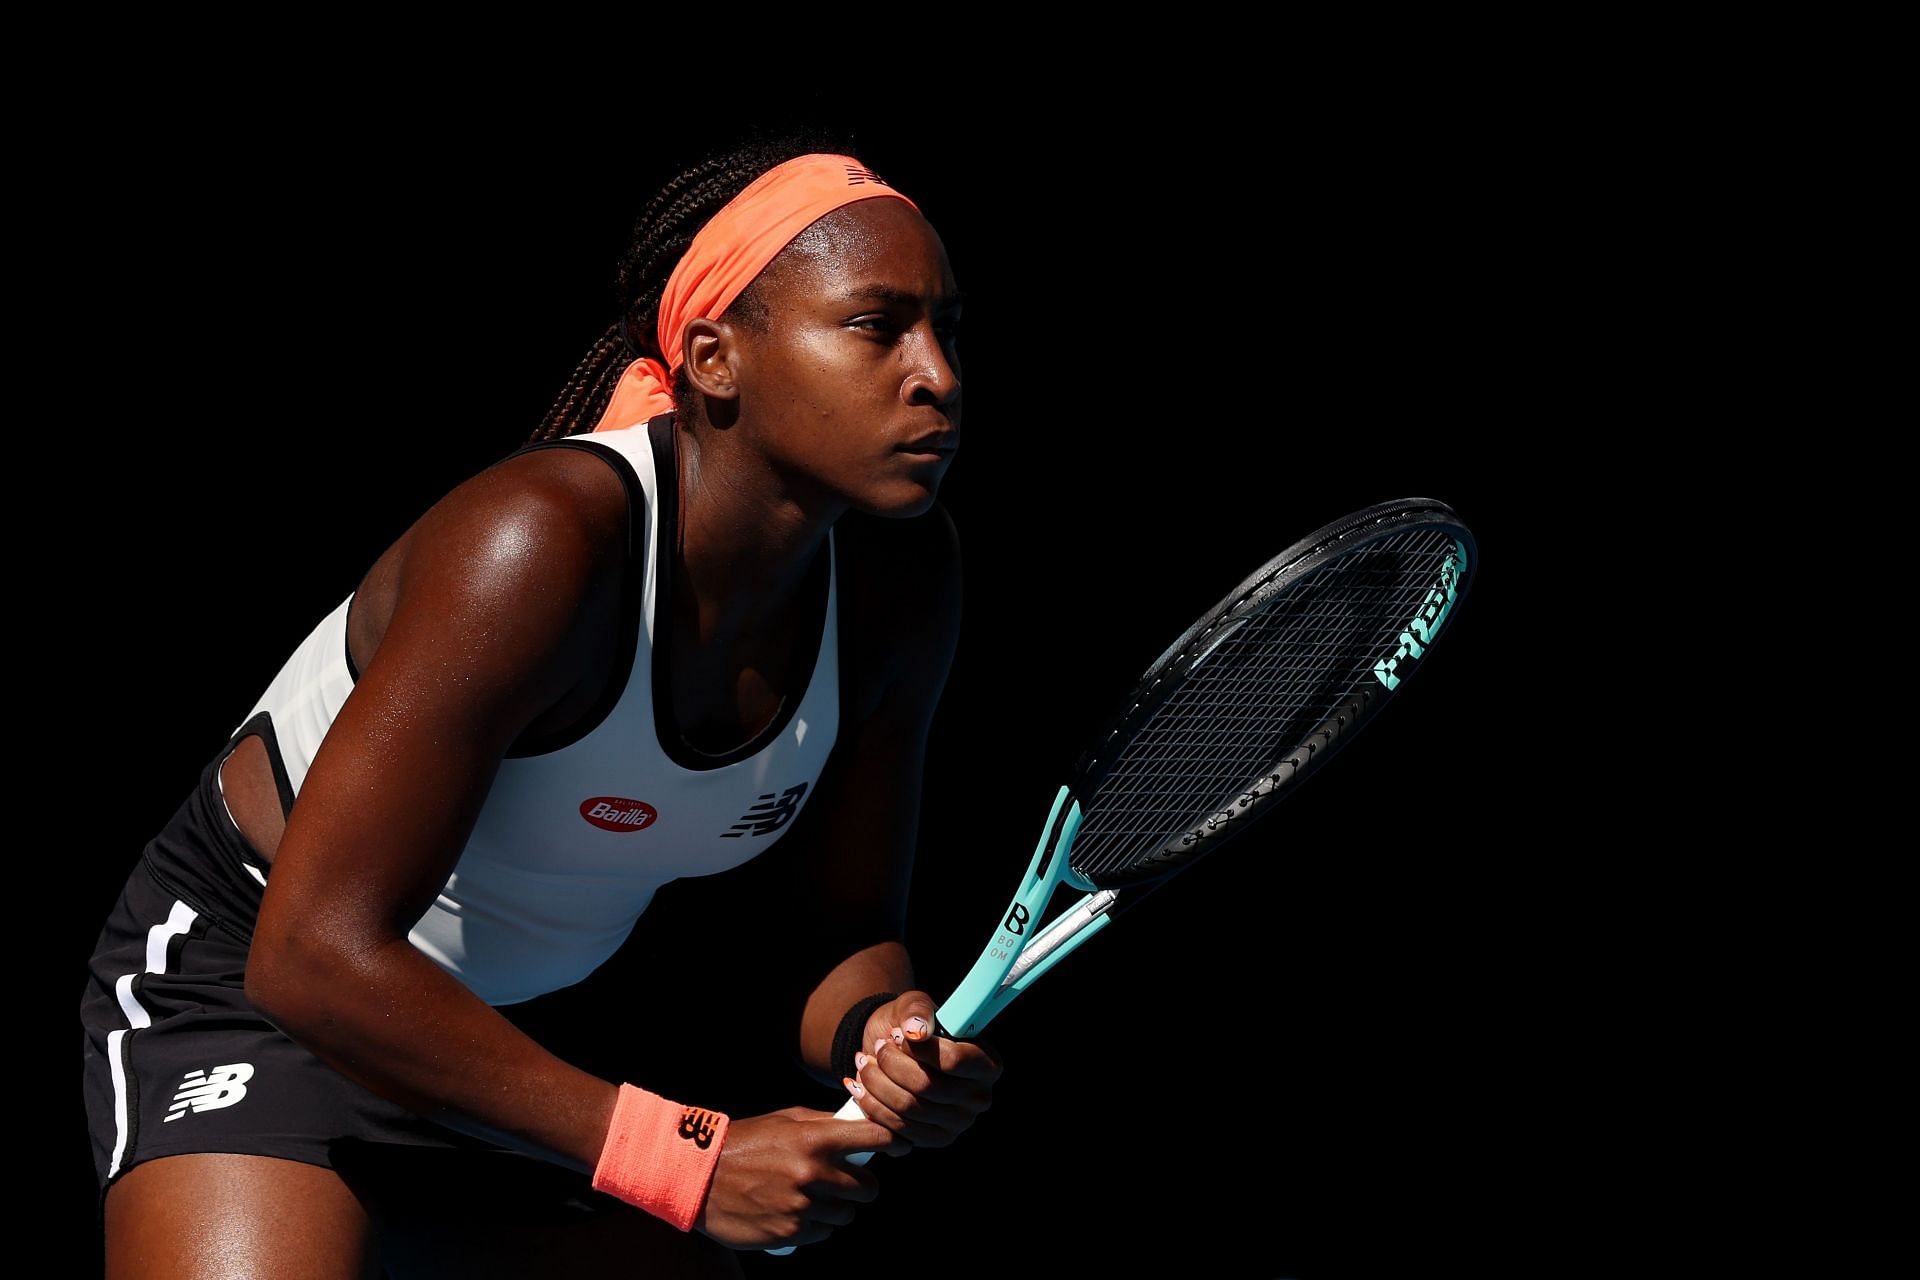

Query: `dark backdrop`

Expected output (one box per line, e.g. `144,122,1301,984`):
61,98,1578,1277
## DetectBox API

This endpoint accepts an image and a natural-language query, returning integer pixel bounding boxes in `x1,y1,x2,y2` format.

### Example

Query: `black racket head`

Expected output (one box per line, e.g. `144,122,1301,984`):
1062,498,1476,889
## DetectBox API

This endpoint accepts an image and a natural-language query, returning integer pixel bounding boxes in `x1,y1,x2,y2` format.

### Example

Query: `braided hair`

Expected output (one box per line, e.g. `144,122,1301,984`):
526,125,858,445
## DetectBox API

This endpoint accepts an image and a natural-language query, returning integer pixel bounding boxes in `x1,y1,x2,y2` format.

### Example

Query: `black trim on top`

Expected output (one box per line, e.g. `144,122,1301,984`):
646,413,835,772
343,595,361,681
497,436,650,760
222,709,298,823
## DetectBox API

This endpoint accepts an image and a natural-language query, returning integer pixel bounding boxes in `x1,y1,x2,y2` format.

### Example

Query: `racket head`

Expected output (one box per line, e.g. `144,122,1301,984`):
1061,497,1475,889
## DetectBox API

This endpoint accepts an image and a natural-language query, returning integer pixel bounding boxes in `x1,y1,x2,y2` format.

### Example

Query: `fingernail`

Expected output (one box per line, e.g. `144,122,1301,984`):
890,1026,905,1045
843,1076,865,1099
854,1052,871,1071
904,1016,930,1040
874,1038,889,1057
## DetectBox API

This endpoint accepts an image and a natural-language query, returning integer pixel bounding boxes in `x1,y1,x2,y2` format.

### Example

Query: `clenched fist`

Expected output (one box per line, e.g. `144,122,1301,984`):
840,990,1002,1151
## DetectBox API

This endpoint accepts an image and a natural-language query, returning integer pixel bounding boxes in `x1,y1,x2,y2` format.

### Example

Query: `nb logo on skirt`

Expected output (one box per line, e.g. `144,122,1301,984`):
166,1062,254,1121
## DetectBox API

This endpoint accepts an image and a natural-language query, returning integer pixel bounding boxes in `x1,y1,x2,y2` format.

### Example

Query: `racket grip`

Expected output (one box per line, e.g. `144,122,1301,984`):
763,1095,880,1256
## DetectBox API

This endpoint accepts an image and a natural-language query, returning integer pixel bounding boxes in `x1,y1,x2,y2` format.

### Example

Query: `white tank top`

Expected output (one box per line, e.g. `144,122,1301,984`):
221,412,840,1004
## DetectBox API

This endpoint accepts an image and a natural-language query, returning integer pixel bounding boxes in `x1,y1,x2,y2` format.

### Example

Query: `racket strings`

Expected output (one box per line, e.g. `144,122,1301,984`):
1100,562,1390,839
1070,529,1459,881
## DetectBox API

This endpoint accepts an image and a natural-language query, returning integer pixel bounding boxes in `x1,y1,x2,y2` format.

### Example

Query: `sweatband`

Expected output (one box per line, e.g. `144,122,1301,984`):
834,991,900,1083
590,1083,731,1232
591,152,923,433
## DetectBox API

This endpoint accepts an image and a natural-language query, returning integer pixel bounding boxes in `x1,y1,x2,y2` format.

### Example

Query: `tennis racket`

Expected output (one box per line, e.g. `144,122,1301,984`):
768,496,1476,1255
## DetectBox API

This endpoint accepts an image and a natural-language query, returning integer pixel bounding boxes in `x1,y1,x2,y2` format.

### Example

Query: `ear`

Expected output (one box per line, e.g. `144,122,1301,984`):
679,317,742,406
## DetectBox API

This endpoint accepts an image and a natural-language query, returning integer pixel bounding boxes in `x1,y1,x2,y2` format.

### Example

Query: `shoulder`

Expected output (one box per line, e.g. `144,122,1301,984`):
833,500,960,723
409,440,631,586
378,440,633,707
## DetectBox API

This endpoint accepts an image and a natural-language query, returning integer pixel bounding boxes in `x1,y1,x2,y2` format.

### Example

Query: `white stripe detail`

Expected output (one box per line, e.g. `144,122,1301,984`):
113,974,150,1029
106,1029,130,1180
144,900,197,973
107,896,200,1180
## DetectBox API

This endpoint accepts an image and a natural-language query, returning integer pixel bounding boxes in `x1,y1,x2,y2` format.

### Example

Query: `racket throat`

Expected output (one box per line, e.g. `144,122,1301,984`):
1005,889,1118,987
936,786,1098,1039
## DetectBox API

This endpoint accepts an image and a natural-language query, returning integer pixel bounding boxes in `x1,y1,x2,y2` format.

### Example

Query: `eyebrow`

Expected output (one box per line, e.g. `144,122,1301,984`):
839,284,965,312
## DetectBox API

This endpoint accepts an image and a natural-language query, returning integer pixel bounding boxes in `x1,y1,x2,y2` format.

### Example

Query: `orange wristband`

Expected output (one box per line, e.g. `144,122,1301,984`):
590,1083,731,1231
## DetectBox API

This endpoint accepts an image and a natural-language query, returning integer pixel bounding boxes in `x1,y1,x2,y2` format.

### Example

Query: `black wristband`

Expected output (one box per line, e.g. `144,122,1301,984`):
832,991,899,1083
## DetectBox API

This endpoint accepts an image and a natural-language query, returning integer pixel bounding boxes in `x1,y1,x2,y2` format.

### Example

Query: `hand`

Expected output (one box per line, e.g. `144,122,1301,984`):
692,1106,893,1250
844,990,1003,1152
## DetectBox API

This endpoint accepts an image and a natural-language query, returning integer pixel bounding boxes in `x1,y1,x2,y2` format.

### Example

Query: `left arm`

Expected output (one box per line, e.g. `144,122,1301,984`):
776,504,1001,1149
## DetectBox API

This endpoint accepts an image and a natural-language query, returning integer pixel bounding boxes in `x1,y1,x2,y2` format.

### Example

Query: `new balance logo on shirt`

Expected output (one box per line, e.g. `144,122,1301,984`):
722,783,808,837
166,1063,254,1121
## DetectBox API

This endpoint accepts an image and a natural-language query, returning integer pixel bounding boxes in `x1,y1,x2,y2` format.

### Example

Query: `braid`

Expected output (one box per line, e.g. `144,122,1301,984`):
526,124,857,445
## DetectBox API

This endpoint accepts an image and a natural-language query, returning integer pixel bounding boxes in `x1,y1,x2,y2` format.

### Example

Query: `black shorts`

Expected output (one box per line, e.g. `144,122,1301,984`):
77,737,620,1232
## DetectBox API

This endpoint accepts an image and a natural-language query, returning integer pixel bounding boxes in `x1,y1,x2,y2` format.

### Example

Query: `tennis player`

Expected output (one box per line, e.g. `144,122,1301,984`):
79,129,996,1276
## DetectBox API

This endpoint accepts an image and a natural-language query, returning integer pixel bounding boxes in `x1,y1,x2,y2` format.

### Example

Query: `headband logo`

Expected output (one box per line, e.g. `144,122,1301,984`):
843,164,893,188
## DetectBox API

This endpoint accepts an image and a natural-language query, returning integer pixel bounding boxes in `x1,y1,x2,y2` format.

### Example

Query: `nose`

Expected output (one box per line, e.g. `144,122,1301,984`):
902,322,961,411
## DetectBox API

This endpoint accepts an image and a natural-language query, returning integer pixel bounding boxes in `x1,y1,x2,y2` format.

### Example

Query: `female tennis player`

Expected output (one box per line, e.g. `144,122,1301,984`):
78,130,995,1276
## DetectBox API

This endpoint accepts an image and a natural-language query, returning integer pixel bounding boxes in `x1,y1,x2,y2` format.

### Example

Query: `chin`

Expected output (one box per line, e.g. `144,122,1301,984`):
856,480,943,520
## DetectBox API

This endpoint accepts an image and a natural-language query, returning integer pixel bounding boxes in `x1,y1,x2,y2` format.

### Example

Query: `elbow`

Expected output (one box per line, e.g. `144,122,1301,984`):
243,941,307,1032
244,931,357,1037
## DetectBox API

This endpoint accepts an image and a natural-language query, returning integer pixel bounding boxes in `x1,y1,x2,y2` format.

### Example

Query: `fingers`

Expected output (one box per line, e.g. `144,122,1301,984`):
802,1159,881,1205
814,1115,896,1158
863,991,939,1059
841,991,1001,1155
895,993,939,1048
866,1035,1002,1101
934,1035,1004,1082
846,1040,992,1149
858,1038,979,1105
870,1000,1003,1082
793,1120,885,1245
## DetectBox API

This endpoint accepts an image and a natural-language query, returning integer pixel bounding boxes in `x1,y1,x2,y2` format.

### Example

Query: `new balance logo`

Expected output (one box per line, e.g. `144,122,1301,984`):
721,783,808,837
844,164,894,188
678,1107,720,1150
165,1063,254,1121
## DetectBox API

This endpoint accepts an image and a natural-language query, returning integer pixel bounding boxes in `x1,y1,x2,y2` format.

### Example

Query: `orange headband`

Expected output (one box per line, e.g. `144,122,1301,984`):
591,153,923,432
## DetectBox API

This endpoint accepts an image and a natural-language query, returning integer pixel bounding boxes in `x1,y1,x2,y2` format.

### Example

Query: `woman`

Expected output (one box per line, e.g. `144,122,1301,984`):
79,129,996,1277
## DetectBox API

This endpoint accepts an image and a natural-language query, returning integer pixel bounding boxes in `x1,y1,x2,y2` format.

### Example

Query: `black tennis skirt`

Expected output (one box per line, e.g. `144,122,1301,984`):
77,738,621,1231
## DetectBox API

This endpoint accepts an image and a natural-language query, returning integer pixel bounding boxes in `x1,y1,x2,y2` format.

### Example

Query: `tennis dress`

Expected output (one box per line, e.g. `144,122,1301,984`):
77,410,842,1216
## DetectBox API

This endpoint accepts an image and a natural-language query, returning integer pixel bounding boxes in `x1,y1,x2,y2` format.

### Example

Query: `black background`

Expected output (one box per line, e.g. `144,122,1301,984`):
57,93,1593,1277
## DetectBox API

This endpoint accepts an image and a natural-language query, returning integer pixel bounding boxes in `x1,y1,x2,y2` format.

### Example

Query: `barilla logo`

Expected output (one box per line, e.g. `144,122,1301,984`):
580,797,658,832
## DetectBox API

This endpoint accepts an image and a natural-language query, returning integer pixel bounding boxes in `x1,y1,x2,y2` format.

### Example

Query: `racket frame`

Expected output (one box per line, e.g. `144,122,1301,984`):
933,784,1110,1039
770,498,1475,1257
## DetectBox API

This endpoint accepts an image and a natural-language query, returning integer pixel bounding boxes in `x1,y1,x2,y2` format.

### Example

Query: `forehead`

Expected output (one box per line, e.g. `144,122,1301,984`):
758,197,958,307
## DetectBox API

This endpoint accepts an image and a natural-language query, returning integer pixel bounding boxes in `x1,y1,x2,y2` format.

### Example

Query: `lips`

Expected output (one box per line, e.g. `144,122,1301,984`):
898,434,957,455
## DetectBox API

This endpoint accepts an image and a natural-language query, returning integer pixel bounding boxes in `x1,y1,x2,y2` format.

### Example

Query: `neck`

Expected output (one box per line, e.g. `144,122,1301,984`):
671,420,838,648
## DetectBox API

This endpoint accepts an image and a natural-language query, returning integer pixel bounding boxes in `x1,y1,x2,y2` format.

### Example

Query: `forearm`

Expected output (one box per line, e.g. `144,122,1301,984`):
247,933,618,1174
796,939,917,1088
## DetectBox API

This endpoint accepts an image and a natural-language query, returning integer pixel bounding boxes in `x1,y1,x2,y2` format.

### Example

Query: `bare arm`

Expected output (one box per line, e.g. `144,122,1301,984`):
245,450,897,1249
768,506,1006,1143
243,447,632,1172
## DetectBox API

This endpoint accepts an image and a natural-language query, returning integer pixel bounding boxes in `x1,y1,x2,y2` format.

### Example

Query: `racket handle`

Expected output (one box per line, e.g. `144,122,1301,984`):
763,1095,880,1256
827,1092,881,1166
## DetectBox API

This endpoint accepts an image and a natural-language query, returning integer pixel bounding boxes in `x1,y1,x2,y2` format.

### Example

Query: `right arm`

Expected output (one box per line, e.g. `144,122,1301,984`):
243,450,887,1246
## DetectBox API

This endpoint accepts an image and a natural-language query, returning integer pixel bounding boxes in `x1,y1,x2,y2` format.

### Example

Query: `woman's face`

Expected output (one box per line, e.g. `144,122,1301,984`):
720,196,963,519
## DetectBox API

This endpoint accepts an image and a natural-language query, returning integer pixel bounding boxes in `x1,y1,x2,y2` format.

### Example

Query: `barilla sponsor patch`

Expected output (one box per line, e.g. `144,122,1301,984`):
580,797,658,831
